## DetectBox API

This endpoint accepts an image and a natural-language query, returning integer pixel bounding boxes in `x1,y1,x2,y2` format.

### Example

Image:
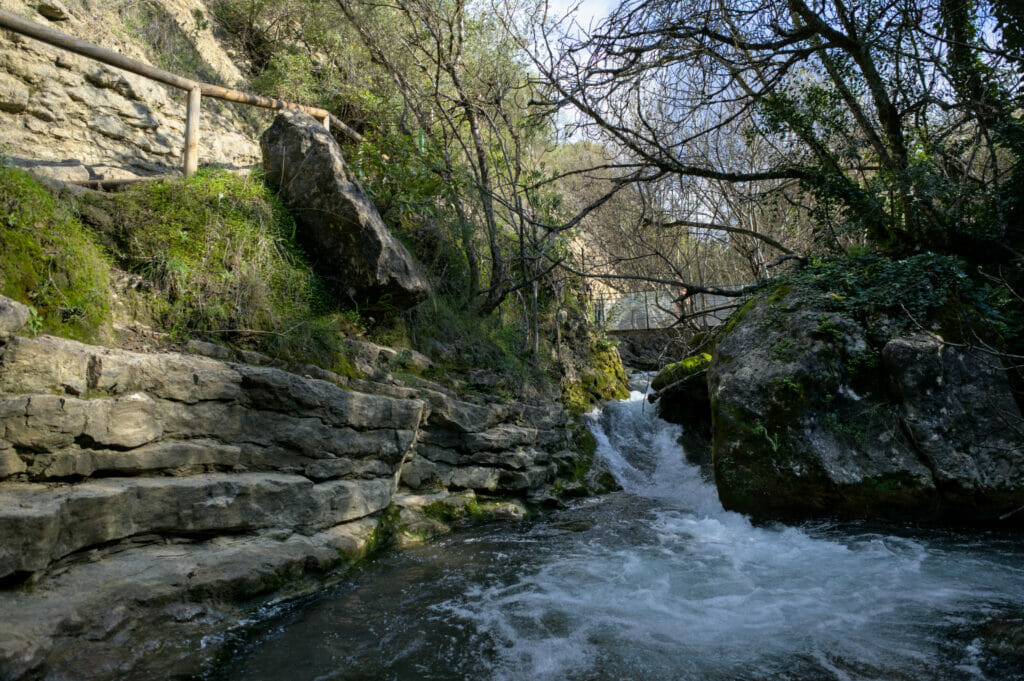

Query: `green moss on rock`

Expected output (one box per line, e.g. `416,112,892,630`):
651,353,711,391
720,297,757,336
0,165,112,342
562,340,630,415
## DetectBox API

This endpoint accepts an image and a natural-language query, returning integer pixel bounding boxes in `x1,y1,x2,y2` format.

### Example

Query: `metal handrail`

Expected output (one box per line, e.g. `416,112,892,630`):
0,9,364,176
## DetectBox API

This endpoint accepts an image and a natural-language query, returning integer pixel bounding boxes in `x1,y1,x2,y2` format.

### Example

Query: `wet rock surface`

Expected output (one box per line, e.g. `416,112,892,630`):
707,290,1024,523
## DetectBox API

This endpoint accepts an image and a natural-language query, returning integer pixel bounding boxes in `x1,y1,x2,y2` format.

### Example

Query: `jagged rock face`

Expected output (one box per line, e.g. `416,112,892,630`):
708,291,1024,524
260,111,431,309
883,336,1024,509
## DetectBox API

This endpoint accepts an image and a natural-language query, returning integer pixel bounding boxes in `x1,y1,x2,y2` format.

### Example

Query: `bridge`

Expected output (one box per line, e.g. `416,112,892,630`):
594,289,734,332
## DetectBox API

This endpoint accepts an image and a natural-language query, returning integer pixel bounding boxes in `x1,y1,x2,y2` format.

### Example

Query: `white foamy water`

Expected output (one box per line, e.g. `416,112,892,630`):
209,392,1024,681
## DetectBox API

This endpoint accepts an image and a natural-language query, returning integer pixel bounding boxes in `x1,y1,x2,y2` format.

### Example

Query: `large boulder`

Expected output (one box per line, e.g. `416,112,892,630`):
260,111,430,309
708,289,1024,525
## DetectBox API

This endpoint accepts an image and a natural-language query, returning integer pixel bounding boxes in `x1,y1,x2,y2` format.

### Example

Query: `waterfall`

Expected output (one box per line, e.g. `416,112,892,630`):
209,393,1024,681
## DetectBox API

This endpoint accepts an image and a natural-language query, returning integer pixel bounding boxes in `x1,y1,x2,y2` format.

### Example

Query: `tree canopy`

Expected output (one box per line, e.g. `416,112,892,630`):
530,0,1024,262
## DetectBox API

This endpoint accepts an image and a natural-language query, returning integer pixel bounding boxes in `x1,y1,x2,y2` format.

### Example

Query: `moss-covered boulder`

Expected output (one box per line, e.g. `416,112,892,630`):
561,340,630,415
648,353,713,466
710,256,1024,525
651,353,709,390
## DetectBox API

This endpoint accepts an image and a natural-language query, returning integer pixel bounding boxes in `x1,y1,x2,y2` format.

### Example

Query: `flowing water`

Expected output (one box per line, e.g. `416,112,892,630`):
204,392,1024,681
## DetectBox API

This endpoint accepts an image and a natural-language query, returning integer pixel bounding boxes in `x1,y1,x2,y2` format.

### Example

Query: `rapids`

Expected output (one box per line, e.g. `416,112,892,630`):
203,392,1024,681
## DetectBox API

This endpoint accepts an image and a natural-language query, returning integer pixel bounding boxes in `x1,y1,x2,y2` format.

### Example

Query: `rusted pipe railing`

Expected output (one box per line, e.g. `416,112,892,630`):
0,9,364,176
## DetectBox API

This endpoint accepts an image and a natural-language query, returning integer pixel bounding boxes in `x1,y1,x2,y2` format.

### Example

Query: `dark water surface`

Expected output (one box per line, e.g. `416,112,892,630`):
203,393,1024,681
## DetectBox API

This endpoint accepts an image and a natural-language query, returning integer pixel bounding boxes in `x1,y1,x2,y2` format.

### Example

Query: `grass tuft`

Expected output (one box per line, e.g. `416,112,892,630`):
99,169,358,367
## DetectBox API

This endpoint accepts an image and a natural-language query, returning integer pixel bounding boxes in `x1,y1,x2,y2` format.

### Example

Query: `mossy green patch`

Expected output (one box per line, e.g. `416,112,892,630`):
766,284,792,304
564,425,597,481
561,340,630,415
0,165,112,342
771,337,797,361
357,504,402,561
97,169,360,367
651,353,711,391
421,497,486,524
721,296,757,336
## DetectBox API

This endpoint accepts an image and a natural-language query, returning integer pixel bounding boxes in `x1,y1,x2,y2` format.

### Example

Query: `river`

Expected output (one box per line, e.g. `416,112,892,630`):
202,391,1024,681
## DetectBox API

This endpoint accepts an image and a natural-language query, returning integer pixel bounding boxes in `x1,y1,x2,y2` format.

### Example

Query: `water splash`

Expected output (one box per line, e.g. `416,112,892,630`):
587,390,722,513
446,395,1024,681
210,394,1024,681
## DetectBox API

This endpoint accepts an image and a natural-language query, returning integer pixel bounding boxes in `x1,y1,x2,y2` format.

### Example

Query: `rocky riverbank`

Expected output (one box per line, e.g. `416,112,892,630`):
0,297,601,680
652,256,1024,526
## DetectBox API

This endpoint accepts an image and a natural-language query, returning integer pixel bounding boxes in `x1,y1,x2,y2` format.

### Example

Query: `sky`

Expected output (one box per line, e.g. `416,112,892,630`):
547,0,613,29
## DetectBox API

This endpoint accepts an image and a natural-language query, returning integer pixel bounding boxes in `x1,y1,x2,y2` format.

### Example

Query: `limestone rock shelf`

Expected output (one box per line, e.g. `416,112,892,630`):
0,318,575,680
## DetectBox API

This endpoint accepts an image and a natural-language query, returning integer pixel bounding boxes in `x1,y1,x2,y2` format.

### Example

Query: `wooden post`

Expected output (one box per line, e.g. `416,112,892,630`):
183,86,201,177
322,115,331,132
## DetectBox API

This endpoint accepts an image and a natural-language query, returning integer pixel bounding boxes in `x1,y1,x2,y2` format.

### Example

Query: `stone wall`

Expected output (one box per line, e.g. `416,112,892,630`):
0,306,574,679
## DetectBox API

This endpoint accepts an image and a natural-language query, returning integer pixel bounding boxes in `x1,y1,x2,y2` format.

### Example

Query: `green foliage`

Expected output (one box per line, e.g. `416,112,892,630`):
771,337,796,361
822,403,897,452
776,254,986,338
25,306,42,336
0,165,111,342
812,316,845,344
353,131,448,228
846,347,880,377
406,294,556,399
760,422,781,453
772,376,806,403
99,170,357,367
120,0,222,84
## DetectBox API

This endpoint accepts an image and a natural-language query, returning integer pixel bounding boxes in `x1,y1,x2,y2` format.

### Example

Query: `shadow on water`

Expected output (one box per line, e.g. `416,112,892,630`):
199,393,1024,681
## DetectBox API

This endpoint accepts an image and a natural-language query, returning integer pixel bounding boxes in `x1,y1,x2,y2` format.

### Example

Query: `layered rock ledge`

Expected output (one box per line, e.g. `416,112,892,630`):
0,320,576,679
